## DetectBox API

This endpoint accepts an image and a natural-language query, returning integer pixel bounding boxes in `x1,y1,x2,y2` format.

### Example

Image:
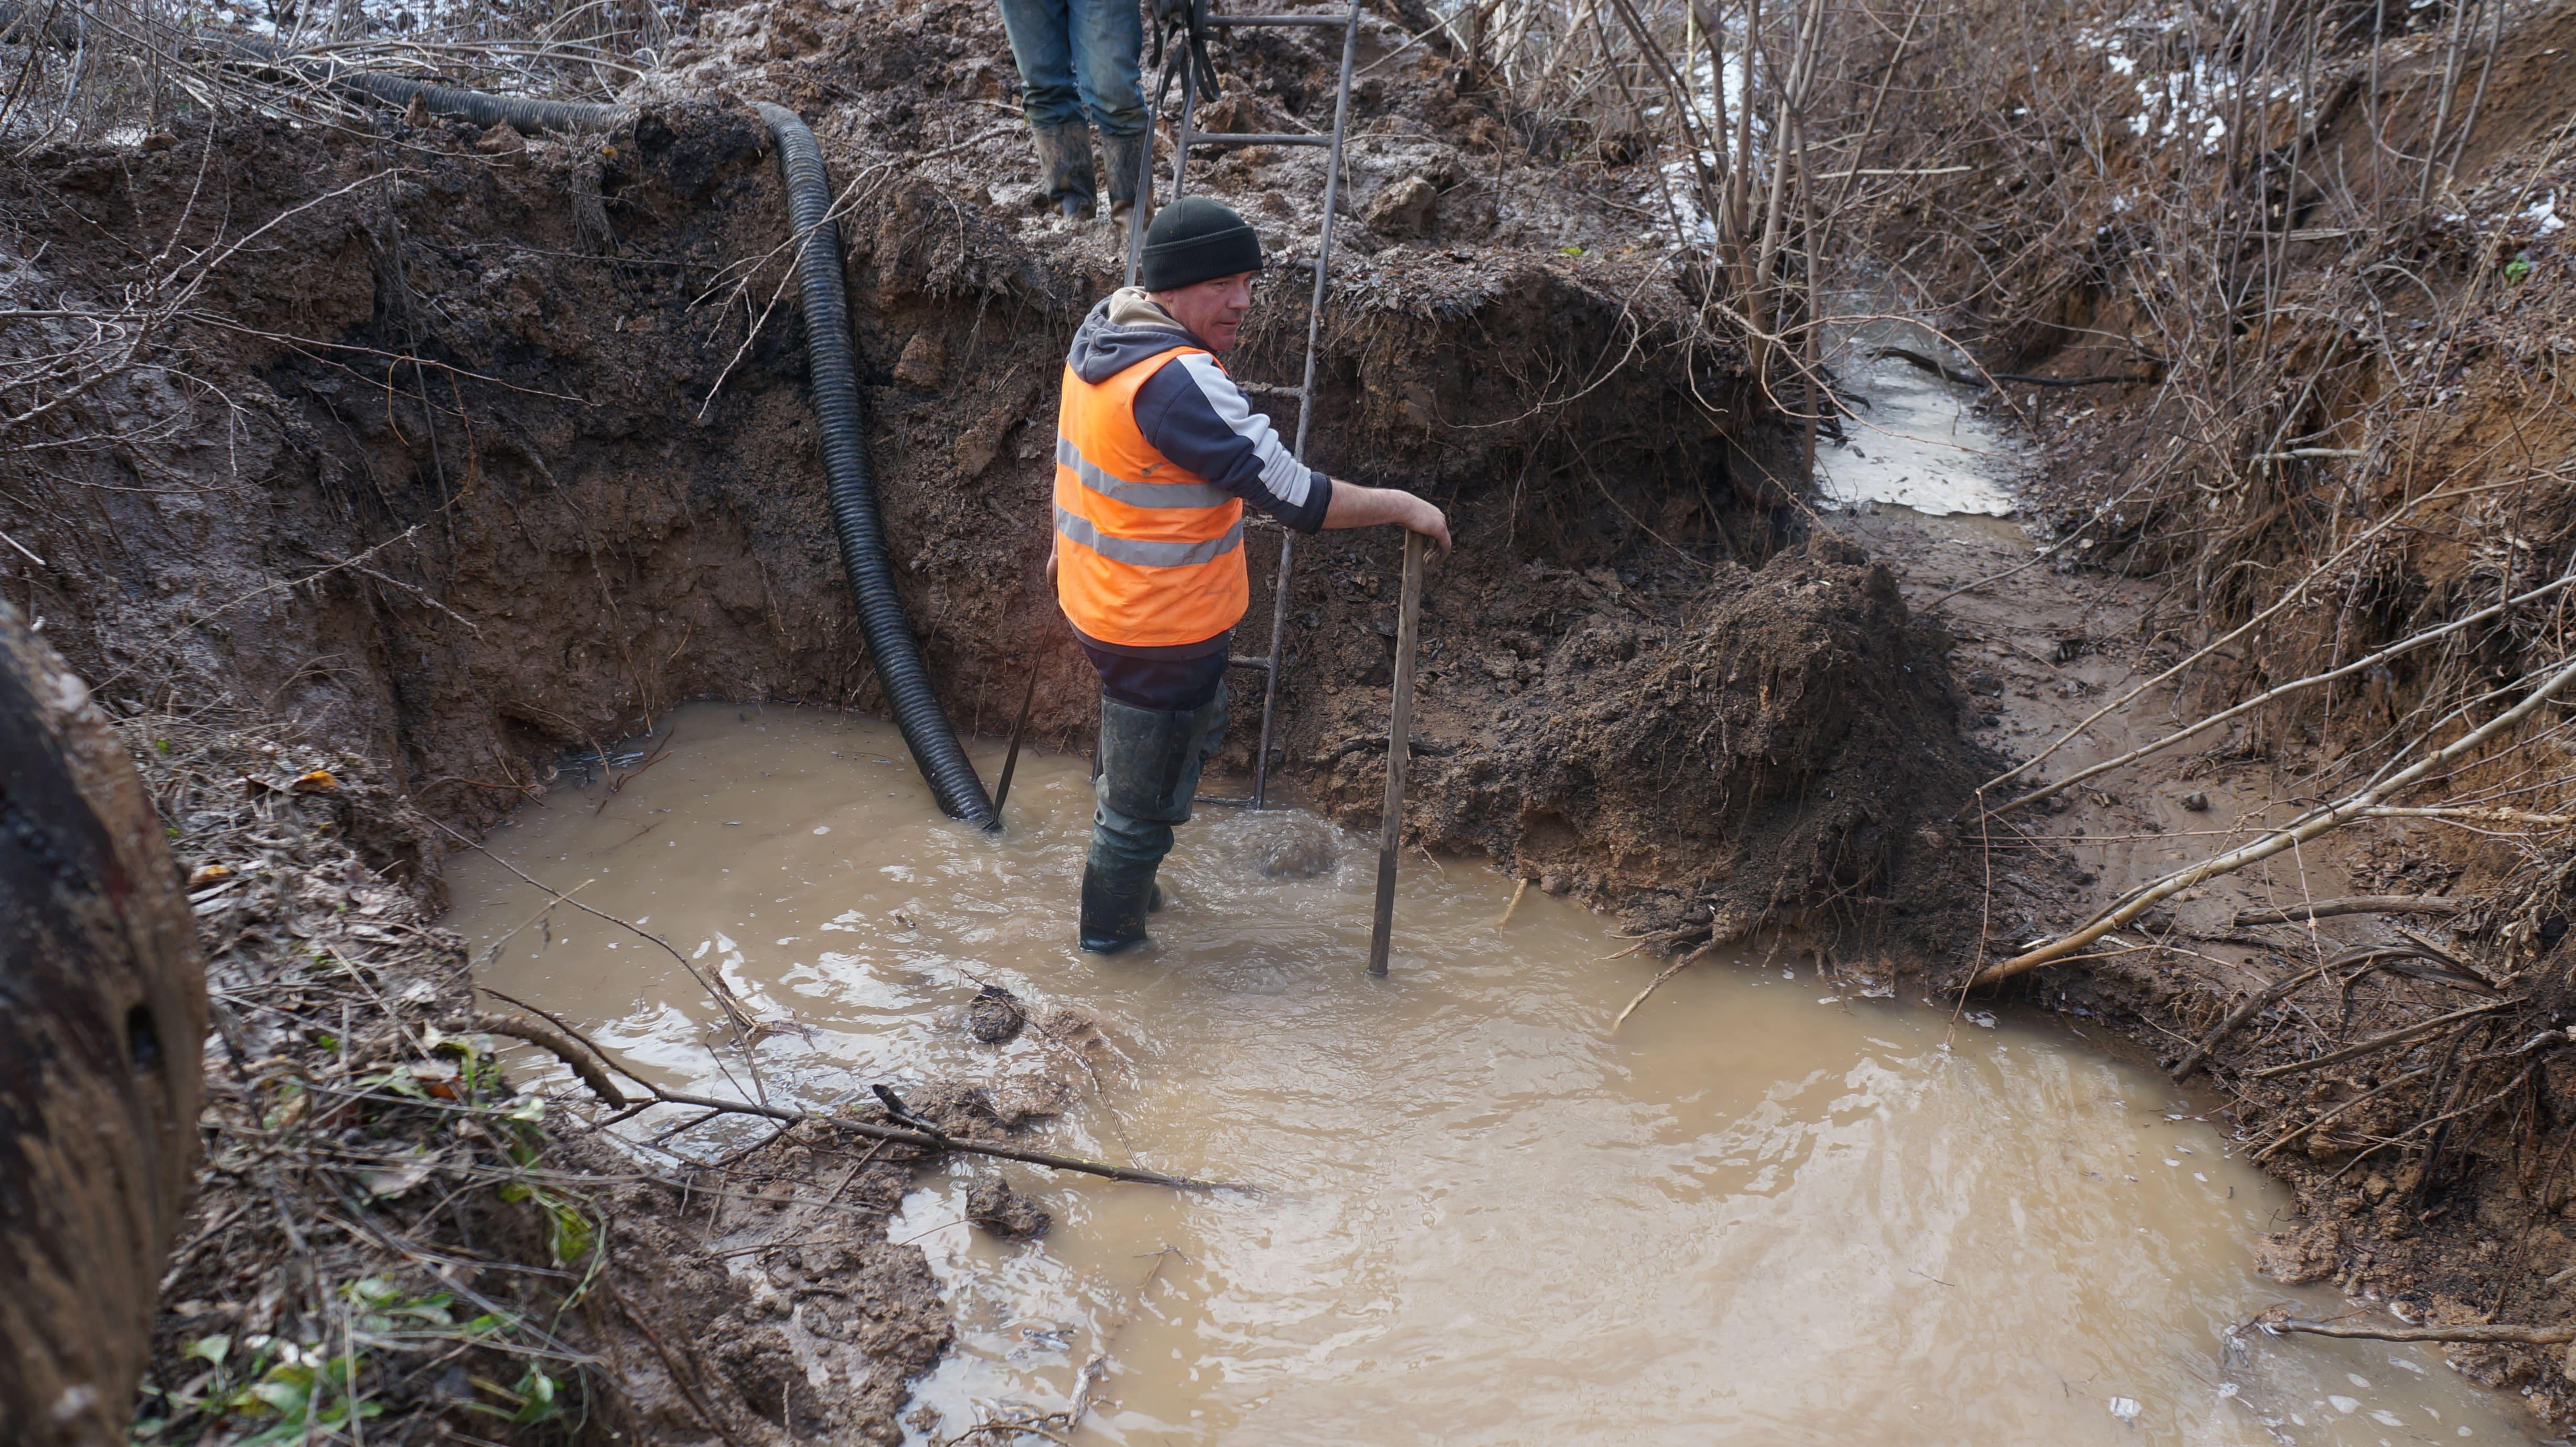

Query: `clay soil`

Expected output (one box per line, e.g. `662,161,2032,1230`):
21,0,2576,1438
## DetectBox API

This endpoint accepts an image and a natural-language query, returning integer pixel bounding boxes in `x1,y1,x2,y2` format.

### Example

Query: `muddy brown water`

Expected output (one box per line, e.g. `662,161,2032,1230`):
447,703,2534,1444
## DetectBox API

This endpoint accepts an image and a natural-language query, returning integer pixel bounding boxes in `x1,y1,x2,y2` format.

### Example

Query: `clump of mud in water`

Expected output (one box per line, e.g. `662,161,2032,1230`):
1218,810,1344,881
964,984,1027,1044
964,1178,1050,1240
1322,535,1990,952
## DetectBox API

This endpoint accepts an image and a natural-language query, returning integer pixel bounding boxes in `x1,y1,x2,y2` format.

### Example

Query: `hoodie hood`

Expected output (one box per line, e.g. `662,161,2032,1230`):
1066,286,1208,384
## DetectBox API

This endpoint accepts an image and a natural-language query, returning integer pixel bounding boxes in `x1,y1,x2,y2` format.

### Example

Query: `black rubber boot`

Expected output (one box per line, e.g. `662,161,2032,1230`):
1033,121,1098,220
1102,129,1151,237
1080,692,1222,953
1079,861,1154,954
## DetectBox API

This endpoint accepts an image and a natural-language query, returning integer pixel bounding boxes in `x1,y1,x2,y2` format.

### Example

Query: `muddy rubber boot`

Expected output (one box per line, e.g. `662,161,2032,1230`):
1033,121,1098,221
1102,129,1151,238
1079,861,1154,954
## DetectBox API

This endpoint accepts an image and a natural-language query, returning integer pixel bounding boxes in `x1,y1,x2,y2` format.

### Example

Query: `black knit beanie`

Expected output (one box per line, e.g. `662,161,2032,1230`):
1141,197,1263,291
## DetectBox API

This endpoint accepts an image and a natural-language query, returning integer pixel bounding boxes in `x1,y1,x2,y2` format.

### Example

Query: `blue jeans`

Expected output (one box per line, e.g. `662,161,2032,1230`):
1089,690,1226,887
997,0,1147,139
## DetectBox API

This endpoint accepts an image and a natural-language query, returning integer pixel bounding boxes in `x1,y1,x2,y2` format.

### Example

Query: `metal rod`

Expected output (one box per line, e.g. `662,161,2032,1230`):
1250,0,1362,810
992,655,1043,816
1367,528,1427,978
1124,120,1153,287
1185,132,1333,147
1173,60,1198,202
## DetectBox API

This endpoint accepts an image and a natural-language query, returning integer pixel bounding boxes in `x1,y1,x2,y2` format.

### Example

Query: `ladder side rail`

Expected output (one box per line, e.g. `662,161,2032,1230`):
1173,62,1200,201
1249,0,1364,809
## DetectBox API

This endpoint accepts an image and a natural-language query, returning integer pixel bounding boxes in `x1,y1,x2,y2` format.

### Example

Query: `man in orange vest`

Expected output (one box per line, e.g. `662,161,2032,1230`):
1050,197,1451,953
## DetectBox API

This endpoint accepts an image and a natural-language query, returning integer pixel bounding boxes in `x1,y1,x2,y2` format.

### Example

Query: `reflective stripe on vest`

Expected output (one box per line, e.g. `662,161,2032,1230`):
1053,347,1249,649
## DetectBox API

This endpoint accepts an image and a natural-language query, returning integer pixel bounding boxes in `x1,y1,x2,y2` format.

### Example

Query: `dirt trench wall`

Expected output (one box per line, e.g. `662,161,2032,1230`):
0,79,1839,887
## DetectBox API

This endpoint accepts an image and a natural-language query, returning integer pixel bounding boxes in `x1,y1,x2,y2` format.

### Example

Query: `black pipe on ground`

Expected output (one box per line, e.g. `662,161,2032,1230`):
0,11,999,826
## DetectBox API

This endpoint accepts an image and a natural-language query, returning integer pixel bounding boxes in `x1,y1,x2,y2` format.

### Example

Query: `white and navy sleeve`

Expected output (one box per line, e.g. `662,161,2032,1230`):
1130,353,1333,533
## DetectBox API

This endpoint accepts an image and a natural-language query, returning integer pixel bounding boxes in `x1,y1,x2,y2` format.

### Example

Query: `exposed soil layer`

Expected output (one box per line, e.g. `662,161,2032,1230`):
0,0,1959,936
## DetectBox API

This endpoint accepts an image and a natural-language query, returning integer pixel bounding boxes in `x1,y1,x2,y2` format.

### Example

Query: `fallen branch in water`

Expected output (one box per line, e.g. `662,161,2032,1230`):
1871,346,2152,388
423,813,764,1035
2264,1315,2576,1346
1973,652,2576,985
465,1008,1240,1193
1612,938,1720,1030
2233,894,2464,926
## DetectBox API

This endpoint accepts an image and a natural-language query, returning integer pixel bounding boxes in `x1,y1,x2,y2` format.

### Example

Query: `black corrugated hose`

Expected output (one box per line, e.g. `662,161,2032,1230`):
0,9,1001,826
750,101,996,827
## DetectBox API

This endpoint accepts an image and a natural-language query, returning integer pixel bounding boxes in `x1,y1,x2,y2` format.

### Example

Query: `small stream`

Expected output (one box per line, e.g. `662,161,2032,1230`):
443,705,2534,1444
1812,284,2024,519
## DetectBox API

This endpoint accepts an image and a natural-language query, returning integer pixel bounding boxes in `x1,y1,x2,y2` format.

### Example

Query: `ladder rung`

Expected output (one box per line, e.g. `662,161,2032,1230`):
1227,655,1274,671
1206,14,1349,24
1195,793,1259,808
1237,381,1306,397
1188,132,1332,148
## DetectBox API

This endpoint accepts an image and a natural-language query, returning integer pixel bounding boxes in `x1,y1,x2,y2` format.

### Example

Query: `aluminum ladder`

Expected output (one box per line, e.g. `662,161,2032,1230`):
1121,0,1364,809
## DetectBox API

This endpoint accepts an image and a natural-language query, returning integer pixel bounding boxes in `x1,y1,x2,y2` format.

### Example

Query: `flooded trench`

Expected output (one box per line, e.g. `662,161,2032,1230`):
445,704,2533,1444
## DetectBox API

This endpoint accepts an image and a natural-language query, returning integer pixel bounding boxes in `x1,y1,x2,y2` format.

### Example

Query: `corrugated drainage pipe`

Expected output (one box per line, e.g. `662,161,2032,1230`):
17,12,1005,826
749,101,996,826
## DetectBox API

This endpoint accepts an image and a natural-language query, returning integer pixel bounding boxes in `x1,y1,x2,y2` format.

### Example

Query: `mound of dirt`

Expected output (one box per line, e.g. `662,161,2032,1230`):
1302,534,1982,942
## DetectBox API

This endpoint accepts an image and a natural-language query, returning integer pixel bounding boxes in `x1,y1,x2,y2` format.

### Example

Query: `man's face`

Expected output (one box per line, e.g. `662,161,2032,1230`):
1155,271,1257,353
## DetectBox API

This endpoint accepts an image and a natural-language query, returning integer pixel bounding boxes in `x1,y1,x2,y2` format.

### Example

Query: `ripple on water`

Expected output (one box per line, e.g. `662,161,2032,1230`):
444,703,2536,1446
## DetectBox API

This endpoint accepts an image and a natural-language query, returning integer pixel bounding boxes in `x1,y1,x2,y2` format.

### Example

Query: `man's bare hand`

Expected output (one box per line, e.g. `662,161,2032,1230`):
1322,479,1453,563
1404,495,1452,563
1045,539,1059,586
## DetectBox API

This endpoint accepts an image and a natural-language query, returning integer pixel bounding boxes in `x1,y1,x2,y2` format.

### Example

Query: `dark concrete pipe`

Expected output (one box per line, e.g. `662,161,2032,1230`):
0,604,207,1447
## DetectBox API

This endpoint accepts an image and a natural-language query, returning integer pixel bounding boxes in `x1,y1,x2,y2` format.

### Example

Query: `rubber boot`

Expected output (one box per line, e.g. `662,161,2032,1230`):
1032,121,1098,221
1102,129,1152,239
1079,692,1223,953
1079,861,1154,954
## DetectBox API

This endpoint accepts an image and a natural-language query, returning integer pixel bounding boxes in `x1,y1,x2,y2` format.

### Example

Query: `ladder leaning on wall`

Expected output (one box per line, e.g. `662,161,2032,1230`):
1121,0,1366,810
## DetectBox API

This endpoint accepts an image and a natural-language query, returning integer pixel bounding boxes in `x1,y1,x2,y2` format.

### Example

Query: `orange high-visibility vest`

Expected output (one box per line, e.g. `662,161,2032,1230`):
1053,345,1248,649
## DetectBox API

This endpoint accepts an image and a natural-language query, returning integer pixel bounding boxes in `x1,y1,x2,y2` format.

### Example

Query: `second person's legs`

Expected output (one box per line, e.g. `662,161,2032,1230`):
1068,0,1150,226
997,0,1099,215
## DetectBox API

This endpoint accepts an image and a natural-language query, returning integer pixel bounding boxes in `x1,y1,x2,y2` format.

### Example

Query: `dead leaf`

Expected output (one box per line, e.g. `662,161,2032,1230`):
188,863,234,888
363,1159,437,1198
291,769,339,794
